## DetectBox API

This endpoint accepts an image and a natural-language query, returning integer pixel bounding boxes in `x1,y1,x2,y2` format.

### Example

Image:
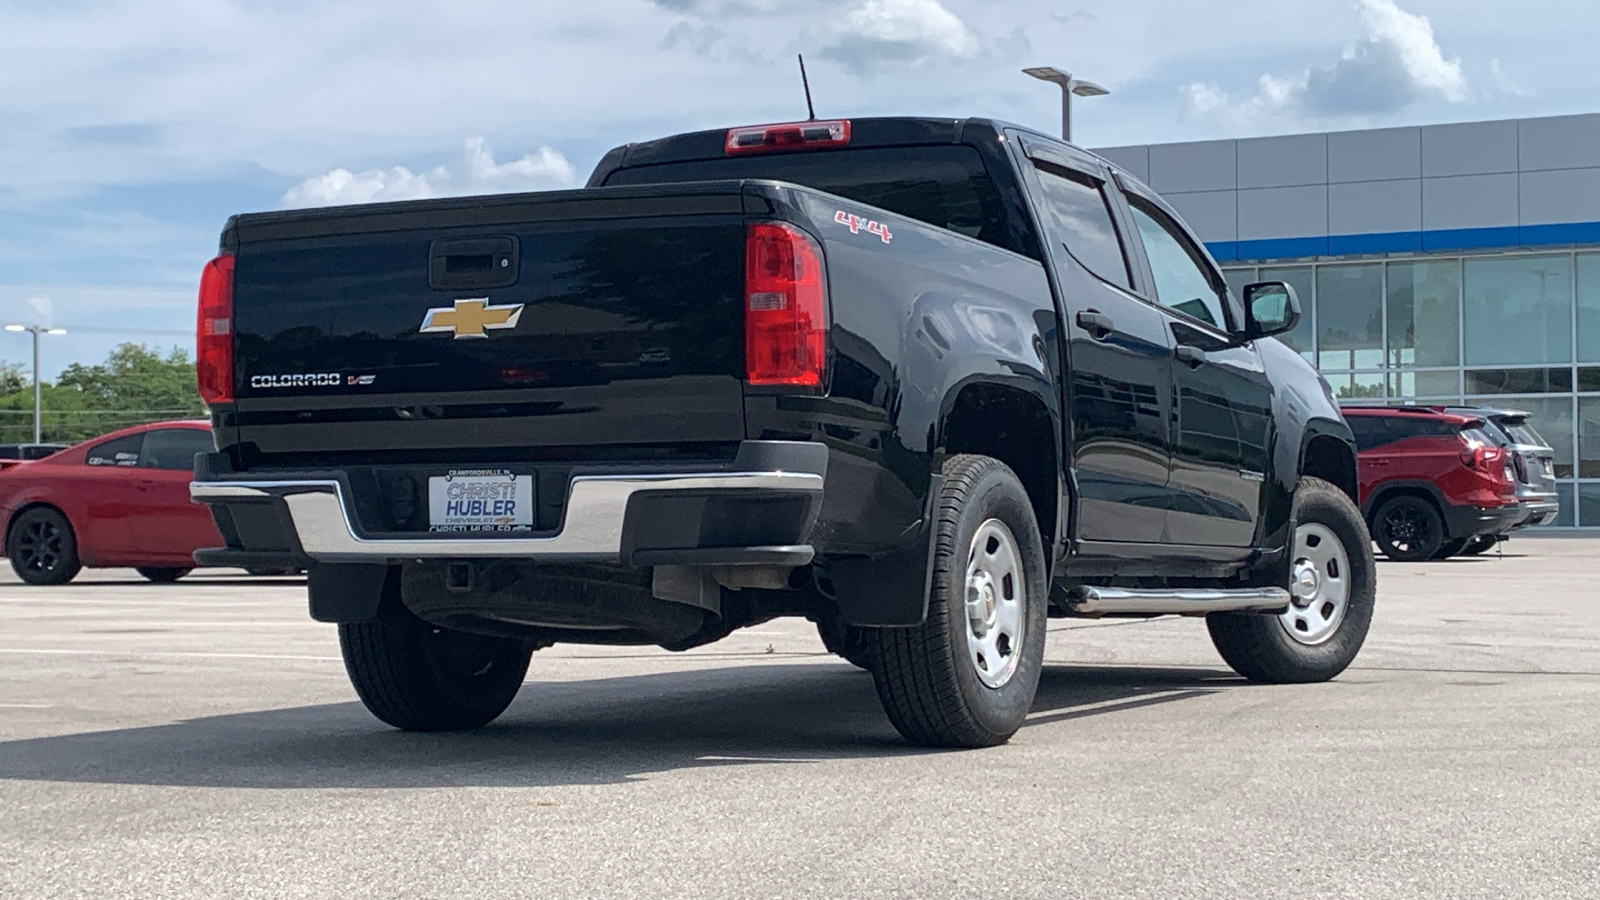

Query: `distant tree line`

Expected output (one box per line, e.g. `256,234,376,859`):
0,343,206,444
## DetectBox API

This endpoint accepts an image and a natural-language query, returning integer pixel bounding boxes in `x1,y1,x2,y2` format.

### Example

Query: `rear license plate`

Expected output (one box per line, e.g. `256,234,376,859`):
428,470,534,532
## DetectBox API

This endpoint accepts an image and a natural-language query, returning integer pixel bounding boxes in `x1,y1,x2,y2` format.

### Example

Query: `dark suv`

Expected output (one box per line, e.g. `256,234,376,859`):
1344,406,1520,561
1443,407,1560,553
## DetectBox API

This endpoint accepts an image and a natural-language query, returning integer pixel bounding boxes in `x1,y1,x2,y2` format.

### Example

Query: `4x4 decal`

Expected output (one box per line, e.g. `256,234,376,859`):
834,210,892,244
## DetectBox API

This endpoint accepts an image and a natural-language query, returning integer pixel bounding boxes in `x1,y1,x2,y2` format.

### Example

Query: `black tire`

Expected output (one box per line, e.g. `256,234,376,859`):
1208,477,1376,683
1430,537,1470,560
863,454,1049,749
7,506,82,586
1460,534,1499,556
815,614,876,671
338,584,532,731
1371,494,1444,561
136,566,191,583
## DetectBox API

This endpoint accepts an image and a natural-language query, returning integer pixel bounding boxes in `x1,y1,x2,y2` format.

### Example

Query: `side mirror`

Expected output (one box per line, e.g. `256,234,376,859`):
1243,281,1301,340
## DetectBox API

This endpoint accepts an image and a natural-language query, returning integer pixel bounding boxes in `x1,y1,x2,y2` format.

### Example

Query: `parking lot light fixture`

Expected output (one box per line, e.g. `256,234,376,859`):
1023,66,1110,143
4,324,67,443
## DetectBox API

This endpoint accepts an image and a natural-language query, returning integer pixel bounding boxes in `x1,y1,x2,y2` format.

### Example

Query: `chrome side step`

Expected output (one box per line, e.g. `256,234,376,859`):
1065,585,1291,616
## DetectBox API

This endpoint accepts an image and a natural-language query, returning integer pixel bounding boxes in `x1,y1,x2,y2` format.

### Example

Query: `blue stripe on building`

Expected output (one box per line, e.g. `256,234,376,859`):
1208,220,1600,263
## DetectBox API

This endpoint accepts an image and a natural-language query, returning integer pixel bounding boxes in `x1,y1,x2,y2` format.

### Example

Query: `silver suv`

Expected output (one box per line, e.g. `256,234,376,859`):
1445,407,1561,552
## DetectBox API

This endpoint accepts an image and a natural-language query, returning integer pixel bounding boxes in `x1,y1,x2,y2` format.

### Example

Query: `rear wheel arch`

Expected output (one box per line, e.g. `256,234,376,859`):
1364,482,1445,523
6,501,73,546
939,382,1061,567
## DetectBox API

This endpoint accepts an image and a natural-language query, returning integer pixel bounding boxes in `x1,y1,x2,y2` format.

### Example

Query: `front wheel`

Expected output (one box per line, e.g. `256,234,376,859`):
7,507,82,586
338,585,532,731
863,454,1049,749
1208,477,1376,683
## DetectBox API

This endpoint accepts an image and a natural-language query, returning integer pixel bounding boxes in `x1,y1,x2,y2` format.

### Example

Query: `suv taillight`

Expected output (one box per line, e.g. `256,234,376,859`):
196,253,235,406
1461,444,1504,473
744,222,827,388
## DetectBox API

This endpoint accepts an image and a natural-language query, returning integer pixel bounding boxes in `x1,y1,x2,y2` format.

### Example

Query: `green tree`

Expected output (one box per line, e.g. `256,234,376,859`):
56,343,205,418
0,344,203,444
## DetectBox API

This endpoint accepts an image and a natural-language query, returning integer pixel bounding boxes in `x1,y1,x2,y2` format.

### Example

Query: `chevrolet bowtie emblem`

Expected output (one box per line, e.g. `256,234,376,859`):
419,298,524,339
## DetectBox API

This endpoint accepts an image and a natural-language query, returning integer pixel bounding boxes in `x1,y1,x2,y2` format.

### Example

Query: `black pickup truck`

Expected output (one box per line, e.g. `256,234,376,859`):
190,116,1375,748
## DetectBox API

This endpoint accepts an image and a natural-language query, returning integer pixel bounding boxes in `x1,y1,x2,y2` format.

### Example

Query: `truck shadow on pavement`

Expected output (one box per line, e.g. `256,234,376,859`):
0,662,1236,790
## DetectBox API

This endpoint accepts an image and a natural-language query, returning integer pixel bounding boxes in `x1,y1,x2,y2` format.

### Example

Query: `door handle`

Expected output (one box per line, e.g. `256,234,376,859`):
1174,345,1206,367
1076,310,1114,339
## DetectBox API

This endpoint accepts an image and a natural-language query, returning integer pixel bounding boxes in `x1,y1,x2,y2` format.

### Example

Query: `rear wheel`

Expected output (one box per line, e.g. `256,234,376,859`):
1371,494,1444,561
1460,534,1500,556
136,566,191,583
339,585,532,731
863,454,1048,749
1208,477,1376,683
1430,537,1469,560
7,507,81,586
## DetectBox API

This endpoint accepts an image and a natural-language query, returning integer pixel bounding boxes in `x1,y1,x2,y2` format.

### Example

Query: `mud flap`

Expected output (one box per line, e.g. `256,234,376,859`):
829,474,941,627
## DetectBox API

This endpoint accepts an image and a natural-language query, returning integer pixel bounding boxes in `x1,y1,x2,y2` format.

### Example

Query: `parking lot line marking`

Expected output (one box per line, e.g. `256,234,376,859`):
0,702,53,708
0,648,340,662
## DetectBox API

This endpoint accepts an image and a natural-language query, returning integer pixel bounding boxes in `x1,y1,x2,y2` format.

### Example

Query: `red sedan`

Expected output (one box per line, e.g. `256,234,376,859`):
0,421,222,584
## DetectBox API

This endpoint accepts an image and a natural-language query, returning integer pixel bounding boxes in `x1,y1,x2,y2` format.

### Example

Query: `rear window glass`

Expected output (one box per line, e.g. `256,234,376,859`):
604,145,1030,258
86,434,143,467
1503,422,1546,446
1460,427,1495,448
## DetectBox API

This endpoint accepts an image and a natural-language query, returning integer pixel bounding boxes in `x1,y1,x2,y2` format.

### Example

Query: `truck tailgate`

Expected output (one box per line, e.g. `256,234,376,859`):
225,185,749,460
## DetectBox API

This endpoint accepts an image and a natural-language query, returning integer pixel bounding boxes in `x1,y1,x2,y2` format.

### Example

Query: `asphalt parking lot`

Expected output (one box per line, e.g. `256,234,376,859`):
1,541,1597,899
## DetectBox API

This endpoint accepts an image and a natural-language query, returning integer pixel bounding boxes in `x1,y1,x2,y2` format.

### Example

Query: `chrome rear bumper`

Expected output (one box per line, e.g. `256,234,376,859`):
190,441,827,566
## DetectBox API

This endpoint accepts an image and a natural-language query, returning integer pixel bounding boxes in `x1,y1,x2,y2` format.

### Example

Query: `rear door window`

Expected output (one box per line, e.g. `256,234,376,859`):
1030,161,1132,289
1346,416,1393,450
86,434,144,467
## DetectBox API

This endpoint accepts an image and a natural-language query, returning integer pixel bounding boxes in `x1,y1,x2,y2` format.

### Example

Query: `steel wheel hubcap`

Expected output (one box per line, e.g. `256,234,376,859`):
964,519,1025,689
1280,521,1350,645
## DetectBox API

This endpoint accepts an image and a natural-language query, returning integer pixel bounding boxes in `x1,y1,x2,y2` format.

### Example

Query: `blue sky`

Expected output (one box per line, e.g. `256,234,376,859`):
2,0,1596,378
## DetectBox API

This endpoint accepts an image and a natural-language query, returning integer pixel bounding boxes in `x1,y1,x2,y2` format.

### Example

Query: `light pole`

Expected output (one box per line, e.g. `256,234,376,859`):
4,324,67,443
1022,66,1109,143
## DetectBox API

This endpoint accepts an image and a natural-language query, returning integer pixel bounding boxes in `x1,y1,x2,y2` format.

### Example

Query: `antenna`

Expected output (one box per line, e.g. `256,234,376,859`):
798,54,816,121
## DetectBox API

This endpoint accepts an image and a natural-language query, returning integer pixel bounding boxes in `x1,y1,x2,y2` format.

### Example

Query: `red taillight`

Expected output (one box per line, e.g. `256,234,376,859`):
726,119,851,155
1462,444,1504,472
196,252,235,406
745,223,827,388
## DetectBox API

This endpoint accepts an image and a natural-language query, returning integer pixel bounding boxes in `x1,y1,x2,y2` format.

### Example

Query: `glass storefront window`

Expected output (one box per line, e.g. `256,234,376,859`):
1387,260,1460,367
1472,395,1574,478
1316,264,1383,370
1464,368,1573,394
1580,483,1600,529
1222,268,1257,303
1261,265,1314,360
1389,369,1460,399
1550,482,1576,528
1325,371,1385,400
1580,398,1600,478
1580,254,1600,363
1464,255,1573,366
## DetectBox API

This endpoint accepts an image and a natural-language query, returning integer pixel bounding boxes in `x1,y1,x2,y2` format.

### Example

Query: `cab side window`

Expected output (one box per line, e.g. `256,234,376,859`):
1126,199,1229,330
86,434,144,467
1031,161,1132,290
138,428,215,471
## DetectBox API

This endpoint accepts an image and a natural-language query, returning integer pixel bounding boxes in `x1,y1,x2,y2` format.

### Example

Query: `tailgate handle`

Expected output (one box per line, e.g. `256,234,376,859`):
429,236,519,290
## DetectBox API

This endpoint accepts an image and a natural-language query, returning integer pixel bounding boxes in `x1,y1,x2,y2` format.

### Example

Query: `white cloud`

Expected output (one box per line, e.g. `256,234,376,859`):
1490,58,1532,98
821,0,981,71
281,138,578,209
1183,0,1469,125
843,0,980,57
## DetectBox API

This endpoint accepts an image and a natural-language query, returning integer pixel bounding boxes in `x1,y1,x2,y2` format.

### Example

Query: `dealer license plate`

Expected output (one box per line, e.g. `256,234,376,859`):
428,470,534,532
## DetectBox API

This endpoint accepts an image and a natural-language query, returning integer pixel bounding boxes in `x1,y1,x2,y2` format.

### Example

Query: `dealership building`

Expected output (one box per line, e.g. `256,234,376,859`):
1096,112,1600,529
